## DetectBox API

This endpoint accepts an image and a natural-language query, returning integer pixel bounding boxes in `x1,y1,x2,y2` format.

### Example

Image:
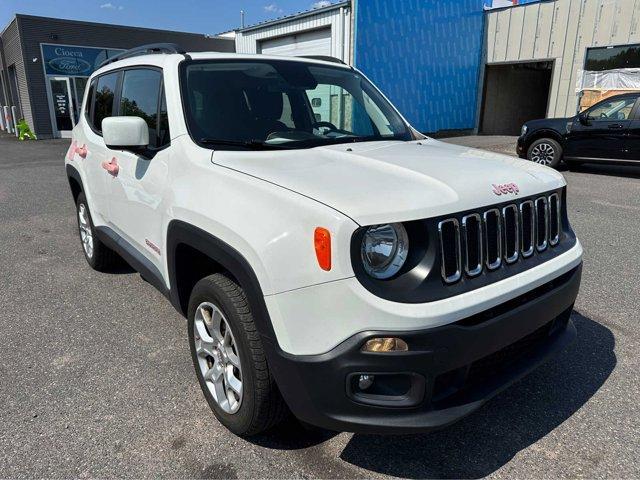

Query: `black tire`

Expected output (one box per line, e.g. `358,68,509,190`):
188,273,289,436
527,138,563,169
75,192,120,271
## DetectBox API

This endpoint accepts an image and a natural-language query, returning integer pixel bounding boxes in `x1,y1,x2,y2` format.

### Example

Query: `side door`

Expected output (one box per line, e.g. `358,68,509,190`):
106,67,171,275
80,71,121,224
564,96,637,161
622,97,640,161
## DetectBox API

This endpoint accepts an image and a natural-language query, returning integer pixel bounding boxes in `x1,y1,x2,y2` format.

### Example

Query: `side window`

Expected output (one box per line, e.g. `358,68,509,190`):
84,80,96,118
158,88,170,147
92,72,118,132
588,97,637,121
119,69,167,148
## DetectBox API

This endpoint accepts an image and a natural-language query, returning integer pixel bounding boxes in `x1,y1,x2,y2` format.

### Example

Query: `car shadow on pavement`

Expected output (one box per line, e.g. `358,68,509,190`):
249,416,339,450
338,311,615,479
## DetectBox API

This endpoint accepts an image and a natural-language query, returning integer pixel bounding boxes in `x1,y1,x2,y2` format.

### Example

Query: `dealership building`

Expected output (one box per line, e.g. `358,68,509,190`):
234,0,640,135
0,14,233,139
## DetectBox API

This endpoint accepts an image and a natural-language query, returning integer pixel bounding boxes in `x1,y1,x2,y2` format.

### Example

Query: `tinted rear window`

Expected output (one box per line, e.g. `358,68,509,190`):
93,72,118,132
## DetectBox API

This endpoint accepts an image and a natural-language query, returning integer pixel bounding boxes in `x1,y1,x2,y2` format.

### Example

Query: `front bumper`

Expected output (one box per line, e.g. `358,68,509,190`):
266,264,581,434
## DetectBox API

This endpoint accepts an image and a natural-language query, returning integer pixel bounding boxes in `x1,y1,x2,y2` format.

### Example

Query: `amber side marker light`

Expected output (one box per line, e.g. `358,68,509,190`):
362,337,409,353
314,227,332,271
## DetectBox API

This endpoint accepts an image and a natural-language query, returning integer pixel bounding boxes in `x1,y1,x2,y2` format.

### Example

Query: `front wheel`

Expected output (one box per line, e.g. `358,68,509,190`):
76,192,120,271
188,273,289,436
527,138,563,168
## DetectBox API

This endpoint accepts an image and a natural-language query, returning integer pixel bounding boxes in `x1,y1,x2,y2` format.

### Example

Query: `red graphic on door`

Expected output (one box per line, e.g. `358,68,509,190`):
102,157,119,177
75,144,88,158
66,141,88,160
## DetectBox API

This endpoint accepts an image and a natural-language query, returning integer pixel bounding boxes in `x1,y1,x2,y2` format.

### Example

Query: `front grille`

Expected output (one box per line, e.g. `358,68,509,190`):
535,197,548,251
484,209,502,270
520,200,535,257
462,214,482,276
438,192,563,284
438,219,461,283
549,193,560,246
502,205,519,263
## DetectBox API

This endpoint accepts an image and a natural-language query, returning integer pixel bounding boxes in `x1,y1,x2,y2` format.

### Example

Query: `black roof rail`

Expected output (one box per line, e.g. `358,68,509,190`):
98,43,186,69
300,55,346,65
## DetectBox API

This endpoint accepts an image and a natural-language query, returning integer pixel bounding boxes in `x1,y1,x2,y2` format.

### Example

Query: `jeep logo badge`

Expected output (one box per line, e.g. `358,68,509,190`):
492,183,519,196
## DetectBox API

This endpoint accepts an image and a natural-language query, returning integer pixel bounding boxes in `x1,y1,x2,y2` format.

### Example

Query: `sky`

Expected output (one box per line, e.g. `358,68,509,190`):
0,0,336,35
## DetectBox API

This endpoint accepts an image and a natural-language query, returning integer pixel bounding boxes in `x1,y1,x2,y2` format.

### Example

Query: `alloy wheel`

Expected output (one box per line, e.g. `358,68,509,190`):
193,302,243,414
78,204,94,259
530,143,555,165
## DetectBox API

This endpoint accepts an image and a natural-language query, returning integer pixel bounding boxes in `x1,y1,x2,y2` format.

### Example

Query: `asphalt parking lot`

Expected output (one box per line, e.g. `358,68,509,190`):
1,132,638,479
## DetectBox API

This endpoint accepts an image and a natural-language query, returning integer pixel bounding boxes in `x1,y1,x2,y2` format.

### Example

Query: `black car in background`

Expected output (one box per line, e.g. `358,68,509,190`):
517,93,640,168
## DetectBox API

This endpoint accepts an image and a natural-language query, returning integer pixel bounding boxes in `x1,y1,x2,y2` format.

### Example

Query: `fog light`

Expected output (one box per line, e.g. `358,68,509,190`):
358,374,375,390
362,337,408,353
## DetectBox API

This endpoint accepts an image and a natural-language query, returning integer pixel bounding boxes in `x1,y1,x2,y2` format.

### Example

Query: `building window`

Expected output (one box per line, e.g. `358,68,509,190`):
585,44,640,71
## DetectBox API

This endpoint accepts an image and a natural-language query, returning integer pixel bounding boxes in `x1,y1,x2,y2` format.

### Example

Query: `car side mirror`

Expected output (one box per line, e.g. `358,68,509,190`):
102,116,149,154
578,113,591,126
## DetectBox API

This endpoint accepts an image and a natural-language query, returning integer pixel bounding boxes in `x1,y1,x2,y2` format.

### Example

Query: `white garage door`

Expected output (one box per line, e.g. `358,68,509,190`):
259,28,332,57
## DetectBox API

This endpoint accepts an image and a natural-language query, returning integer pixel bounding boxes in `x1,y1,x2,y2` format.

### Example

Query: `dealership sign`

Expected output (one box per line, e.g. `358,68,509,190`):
41,44,124,77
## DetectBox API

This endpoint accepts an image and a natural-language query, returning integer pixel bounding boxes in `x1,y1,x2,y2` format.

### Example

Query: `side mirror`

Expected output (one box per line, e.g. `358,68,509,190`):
102,116,149,153
578,113,590,126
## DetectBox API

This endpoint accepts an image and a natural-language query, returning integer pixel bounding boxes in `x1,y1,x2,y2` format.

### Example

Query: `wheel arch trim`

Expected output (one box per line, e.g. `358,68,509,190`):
526,130,564,152
66,164,84,200
166,220,278,343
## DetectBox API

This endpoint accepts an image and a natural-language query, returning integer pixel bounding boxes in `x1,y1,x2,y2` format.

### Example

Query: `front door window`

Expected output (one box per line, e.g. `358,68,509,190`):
587,97,637,121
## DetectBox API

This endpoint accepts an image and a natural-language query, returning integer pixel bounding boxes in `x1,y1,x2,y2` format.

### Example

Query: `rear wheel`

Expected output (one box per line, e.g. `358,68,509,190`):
76,192,120,271
188,273,288,436
527,138,563,168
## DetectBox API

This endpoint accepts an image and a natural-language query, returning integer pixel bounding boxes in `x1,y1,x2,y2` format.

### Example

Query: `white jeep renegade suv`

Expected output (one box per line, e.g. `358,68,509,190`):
66,44,583,436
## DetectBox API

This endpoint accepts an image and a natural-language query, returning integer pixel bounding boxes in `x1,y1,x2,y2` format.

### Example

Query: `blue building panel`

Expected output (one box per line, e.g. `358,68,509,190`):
354,0,486,133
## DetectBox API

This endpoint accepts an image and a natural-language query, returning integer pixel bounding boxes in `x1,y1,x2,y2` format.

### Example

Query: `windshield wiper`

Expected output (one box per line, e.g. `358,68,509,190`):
199,138,292,150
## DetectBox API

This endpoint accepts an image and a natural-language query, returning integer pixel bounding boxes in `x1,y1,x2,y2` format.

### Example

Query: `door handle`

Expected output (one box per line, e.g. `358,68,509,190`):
608,124,624,129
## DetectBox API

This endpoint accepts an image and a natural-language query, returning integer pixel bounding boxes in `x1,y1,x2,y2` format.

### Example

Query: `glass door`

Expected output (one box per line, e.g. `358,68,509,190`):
49,77,75,138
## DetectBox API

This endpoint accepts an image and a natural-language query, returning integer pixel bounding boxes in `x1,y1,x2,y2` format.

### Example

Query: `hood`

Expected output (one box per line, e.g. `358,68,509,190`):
525,117,573,133
211,139,566,226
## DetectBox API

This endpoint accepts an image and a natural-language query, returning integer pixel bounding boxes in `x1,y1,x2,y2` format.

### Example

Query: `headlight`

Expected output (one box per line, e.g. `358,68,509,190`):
361,223,409,279
521,124,528,136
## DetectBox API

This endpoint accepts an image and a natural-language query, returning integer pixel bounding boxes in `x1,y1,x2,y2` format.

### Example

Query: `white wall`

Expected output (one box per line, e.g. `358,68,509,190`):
486,0,640,118
235,5,352,63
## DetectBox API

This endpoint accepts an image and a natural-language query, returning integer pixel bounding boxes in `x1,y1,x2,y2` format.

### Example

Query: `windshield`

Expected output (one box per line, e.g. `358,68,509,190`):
180,59,412,150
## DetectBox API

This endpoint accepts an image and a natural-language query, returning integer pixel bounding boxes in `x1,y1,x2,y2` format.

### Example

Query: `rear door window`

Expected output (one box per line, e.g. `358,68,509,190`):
84,80,95,118
92,72,119,133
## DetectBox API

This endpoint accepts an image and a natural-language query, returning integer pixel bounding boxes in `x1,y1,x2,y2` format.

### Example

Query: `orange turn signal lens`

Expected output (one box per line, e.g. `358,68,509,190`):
362,337,409,353
314,227,331,271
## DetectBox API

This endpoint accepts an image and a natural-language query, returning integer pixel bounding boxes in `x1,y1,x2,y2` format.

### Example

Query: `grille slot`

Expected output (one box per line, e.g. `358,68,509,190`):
502,205,519,264
484,209,502,270
520,200,535,258
462,214,483,277
535,197,548,251
438,219,461,283
548,193,560,246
